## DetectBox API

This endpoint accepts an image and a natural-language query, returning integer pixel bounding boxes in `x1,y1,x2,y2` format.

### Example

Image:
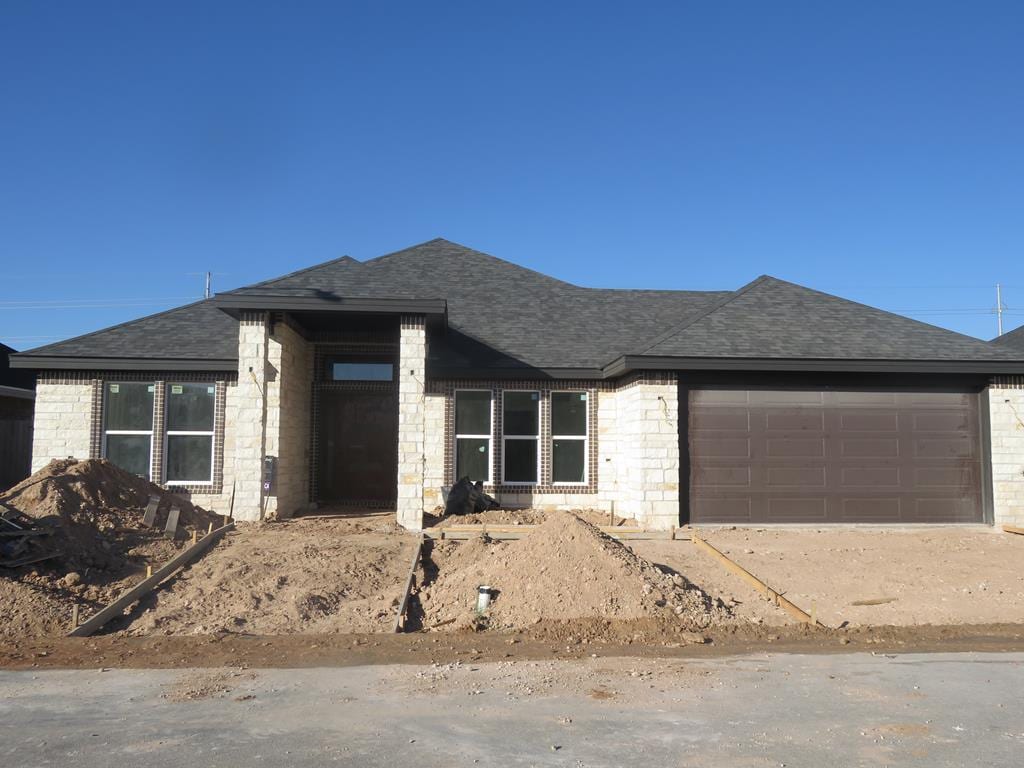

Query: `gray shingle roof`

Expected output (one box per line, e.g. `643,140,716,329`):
992,323,1024,353
19,300,238,363
641,275,1021,362
14,238,1024,373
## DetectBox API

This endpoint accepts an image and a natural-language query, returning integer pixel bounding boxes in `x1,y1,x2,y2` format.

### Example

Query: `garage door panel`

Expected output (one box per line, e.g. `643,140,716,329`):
766,438,825,457
689,389,983,524
840,412,899,431
767,466,826,487
841,466,901,488
840,438,900,457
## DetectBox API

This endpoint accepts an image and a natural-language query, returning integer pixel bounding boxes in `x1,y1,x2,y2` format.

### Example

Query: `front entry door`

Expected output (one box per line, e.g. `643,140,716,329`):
317,390,398,504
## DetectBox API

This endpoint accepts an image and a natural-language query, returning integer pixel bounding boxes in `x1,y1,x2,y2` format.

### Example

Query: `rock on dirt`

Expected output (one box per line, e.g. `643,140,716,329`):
418,512,730,633
431,508,638,528
0,458,217,639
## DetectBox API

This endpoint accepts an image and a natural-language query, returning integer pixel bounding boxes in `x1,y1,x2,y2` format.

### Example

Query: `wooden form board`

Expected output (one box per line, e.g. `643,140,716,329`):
1003,525,1024,536
393,534,424,633
691,533,823,627
424,526,689,541
68,523,235,637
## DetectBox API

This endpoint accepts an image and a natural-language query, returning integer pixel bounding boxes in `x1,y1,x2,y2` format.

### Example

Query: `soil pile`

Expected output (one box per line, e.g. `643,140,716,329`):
124,517,416,636
419,512,730,633
0,458,217,639
432,508,638,528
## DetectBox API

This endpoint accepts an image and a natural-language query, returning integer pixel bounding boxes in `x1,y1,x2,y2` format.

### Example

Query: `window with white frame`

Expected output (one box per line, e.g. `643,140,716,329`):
103,382,155,479
551,391,588,484
502,391,539,484
455,390,492,482
165,383,216,484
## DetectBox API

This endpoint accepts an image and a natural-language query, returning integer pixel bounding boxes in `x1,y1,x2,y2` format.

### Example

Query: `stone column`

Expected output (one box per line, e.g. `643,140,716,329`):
231,311,270,522
618,373,680,530
989,378,1024,528
396,315,427,530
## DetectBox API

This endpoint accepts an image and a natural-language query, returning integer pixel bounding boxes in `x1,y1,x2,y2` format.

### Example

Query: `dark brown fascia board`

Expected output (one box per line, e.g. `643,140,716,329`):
214,294,448,318
426,365,606,380
9,355,238,372
604,355,1024,376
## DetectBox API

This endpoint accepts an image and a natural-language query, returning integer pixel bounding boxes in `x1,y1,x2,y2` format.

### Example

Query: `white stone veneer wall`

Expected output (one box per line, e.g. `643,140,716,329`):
231,315,270,521
612,376,680,530
396,318,427,530
423,390,446,512
989,384,1024,528
30,382,93,473
264,321,312,519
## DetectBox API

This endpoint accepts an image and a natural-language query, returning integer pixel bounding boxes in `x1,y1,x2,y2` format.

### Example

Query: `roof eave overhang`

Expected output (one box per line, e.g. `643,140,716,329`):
604,355,1024,377
214,293,448,321
0,384,35,399
9,355,239,372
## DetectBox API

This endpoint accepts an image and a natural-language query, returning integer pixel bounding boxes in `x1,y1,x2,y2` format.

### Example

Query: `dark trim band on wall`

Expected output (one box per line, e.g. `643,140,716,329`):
12,356,239,371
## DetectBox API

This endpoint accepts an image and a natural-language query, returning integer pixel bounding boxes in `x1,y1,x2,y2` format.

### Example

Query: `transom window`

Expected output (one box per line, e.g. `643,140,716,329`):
551,391,588,484
454,390,492,482
328,362,394,381
103,382,155,479
502,391,539,484
165,383,216,484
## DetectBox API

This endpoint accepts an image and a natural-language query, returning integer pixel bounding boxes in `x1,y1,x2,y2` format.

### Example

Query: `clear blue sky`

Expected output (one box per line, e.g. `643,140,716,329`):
2,1,1023,349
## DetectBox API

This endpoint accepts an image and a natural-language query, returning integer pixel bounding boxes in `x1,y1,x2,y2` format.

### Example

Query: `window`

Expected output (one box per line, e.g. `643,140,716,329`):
552,391,588,484
165,383,215,484
103,382,155,479
455,390,492,482
329,362,394,381
502,391,539,483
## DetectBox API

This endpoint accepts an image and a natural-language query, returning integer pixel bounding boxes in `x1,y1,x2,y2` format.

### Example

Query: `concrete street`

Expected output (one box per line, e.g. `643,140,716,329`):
2,652,1022,767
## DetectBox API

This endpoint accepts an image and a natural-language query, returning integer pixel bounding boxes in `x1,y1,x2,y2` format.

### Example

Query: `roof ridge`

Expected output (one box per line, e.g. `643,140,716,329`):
16,298,215,356
363,237,579,289
634,275,771,355
234,254,361,291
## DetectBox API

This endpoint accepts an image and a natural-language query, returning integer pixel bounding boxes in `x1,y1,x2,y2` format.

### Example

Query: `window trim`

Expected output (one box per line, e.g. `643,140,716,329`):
163,383,216,486
454,388,493,484
102,381,155,480
551,390,589,486
501,390,541,485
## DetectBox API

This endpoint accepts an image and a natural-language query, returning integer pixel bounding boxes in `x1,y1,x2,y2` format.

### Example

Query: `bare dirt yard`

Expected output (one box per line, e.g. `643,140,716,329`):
120,513,417,635
634,527,1024,629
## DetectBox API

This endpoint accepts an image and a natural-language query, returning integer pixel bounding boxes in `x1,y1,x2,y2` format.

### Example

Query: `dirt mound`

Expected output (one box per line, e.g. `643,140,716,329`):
418,512,730,632
432,508,638,529
0,458,219,639
122,518,417,636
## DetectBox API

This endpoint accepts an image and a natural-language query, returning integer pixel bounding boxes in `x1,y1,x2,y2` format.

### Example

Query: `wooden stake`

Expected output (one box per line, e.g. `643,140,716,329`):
191,530,198,545
71,603,79,629
146,564,153,578
207,522,213,536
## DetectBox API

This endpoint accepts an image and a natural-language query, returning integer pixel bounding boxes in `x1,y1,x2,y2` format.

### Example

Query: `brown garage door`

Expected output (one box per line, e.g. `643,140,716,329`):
688,389,984,524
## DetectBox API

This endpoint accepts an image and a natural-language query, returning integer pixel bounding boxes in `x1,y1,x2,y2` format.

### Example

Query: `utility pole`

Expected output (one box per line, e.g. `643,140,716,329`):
996,283,1004,337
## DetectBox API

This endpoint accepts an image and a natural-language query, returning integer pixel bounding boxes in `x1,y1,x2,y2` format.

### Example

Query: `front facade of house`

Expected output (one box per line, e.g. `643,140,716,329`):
12,240,1024,530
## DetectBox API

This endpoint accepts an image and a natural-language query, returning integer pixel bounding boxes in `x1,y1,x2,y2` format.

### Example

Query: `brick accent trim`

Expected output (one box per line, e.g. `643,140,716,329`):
88,379,103,458
439,379,604,494
993,376,1024,389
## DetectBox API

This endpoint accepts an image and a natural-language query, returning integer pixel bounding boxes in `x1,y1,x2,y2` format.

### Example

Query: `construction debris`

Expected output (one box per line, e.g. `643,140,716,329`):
0,458,217,639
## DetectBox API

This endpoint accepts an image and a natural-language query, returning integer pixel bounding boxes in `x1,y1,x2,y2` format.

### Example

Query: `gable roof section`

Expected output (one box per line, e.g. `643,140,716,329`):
619,275,1024,371
992,323,1024,353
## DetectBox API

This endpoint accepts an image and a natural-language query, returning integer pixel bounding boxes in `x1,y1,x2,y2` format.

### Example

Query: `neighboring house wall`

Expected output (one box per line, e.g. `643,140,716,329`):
30,380,92,473
0,393,34,489
989,377,1024,528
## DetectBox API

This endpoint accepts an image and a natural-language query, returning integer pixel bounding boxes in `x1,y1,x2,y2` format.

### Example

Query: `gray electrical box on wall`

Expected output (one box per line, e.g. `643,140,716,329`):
262,455,277,495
